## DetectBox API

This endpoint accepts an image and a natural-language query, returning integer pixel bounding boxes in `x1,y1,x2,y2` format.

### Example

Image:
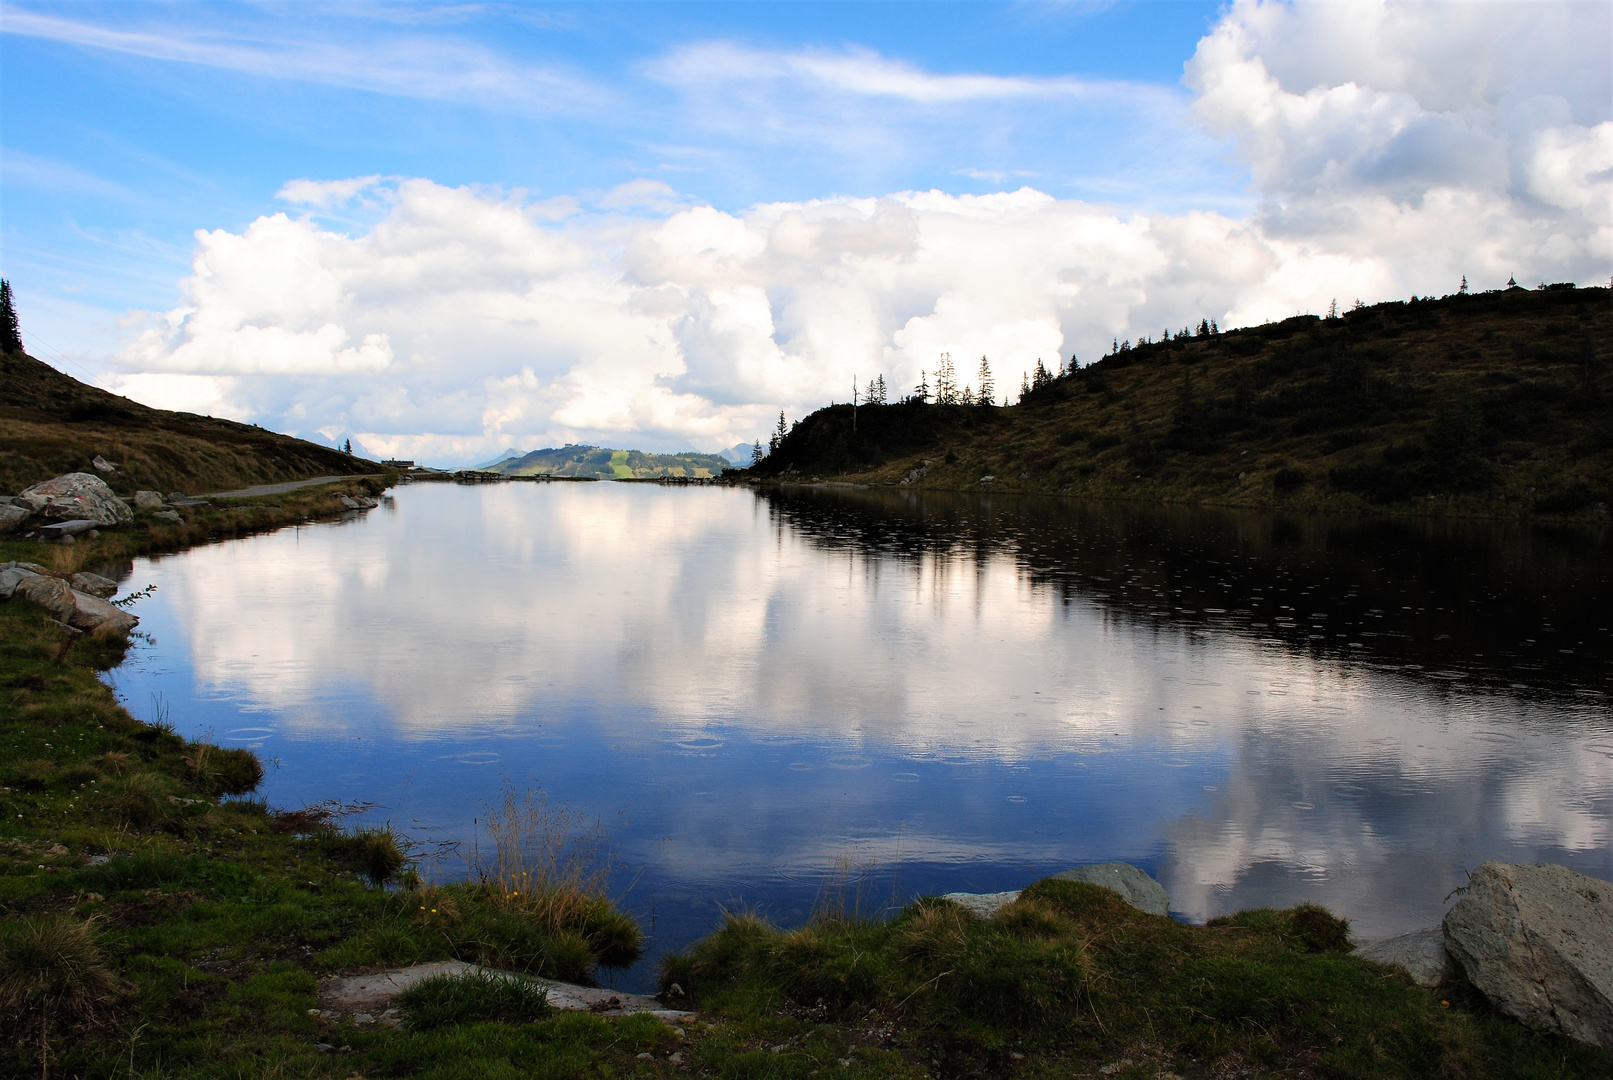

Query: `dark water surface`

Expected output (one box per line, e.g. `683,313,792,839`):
106,483,1613,990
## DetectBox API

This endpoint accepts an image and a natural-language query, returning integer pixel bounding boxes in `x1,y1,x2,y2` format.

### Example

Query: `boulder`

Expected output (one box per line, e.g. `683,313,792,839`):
70,572,119,598
19,473,133,527
1443,862,1612,1047
0,566,40,599
133,490,165,510
151,509,182,523
318,960,694,1023
0,503,30,532
13,574,137,636
1053,863,1171,916
1355,927,1453,988
92,455,118,473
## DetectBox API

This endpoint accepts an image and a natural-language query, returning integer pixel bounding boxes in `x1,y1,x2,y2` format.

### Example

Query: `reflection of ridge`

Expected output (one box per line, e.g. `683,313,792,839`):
761,487,1612,703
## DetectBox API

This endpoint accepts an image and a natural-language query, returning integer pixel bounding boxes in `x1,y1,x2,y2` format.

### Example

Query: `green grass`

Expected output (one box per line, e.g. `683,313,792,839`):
661,881,1612,1078
748,285,1612,519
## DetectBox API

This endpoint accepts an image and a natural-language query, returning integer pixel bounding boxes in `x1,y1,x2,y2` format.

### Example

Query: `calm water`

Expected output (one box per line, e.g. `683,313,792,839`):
104,483,1612,990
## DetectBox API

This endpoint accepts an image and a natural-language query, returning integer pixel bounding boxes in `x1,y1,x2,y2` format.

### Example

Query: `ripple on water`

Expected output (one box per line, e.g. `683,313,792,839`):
892,773,920,783
455,751,499,765
676,737,725,752
225,727,274,741
1007,795,1027,804
828,757,872,770
1468,731,1516,744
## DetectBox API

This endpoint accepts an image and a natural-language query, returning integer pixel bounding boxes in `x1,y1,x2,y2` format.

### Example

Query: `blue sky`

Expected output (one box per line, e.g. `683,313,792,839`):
2,2,1609,460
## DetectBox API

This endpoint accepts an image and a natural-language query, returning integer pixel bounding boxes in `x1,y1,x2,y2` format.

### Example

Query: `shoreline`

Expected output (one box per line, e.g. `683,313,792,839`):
2,479,1608,1077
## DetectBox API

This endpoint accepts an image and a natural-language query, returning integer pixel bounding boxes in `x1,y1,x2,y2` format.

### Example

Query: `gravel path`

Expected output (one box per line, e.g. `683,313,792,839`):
206,475,380,499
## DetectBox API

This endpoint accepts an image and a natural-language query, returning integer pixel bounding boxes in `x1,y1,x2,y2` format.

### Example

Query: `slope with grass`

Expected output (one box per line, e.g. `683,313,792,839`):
1,349,377,496
746,285,1611,518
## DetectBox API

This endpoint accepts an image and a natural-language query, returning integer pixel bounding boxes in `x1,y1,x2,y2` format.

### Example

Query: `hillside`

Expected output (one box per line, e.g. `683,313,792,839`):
0,350,377,495
489,444,733,479
746,284,1612,517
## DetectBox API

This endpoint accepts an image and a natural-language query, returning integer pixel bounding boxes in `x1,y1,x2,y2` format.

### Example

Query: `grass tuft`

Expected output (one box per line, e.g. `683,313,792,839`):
395,969,551,1031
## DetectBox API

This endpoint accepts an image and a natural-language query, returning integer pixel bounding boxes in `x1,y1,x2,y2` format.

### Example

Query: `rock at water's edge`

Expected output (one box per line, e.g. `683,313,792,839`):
70,571,119,598
12,574,138,636
941,890,1021,918
1355,927,1453,988
1443,862,1613,1048
319,960,694,1023
943,863,1171,920
19,473,133,526
1054,863,1171,916
134,490,165,510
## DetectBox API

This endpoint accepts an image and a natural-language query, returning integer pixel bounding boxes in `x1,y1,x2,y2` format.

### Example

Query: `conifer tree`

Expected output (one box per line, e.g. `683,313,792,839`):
976,356,993,405
0,279,21,354
935,353,957,404
751,439,764,464
1459,275,1469,295
770,410,788,453
915,370,929,403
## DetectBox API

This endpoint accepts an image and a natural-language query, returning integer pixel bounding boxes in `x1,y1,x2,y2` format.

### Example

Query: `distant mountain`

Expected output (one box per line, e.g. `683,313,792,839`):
718,441,756,464
489,444,733,479
473,447,526,470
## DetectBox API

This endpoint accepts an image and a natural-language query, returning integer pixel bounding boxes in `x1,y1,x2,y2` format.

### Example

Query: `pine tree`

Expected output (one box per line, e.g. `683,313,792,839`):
1459,274,1469,295
751,440,764,464
935,353,957,404
0,279,21,354
343,439,352,454
1032,358,1051,389
770,410,788,453
976,356,994,405
1327,298,1339,319
915,370,929,404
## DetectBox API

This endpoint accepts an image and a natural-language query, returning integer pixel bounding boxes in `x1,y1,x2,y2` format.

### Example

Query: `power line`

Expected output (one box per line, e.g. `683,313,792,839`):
19,329,103,385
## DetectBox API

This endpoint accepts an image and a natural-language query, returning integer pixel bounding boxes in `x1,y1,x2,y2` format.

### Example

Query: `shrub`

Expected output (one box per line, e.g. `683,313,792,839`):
330,826,407,886
395,969,550,1030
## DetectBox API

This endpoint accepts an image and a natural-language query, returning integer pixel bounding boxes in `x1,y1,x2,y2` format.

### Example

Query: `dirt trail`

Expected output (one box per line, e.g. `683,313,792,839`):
206,475,382,498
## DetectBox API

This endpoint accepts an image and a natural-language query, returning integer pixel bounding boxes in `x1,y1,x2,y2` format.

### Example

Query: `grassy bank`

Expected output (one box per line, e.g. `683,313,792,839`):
744,285,1611,520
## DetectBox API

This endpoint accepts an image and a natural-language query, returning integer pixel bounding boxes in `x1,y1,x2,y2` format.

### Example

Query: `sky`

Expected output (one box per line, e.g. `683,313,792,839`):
2,1,1610,463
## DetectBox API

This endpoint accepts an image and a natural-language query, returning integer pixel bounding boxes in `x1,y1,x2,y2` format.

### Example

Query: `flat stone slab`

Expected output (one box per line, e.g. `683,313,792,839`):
941,890,1021,918
319,960,694,1025
1355,926,1453,988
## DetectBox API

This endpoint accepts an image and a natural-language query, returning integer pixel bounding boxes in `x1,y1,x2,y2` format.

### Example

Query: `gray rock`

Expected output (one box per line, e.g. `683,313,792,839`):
0,566,40,598
133,490,166,510
1443,862,1613,1048
39,519,99,539
13,574,138,637
0,504,31,532
151,509,183,523
1355,927,1453,988
70,572,119,598
940,890,1021,918
92,455,118,473
319,960,694,1022
19,473,133,527
338,495,361,509
1053,863,1171,916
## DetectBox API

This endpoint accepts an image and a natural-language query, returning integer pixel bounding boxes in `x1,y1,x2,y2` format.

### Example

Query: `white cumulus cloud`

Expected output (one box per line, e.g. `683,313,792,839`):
104,0,1612,464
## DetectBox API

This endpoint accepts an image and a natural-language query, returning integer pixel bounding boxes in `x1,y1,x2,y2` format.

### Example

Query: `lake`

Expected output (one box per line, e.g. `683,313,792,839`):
104,481,1613,990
